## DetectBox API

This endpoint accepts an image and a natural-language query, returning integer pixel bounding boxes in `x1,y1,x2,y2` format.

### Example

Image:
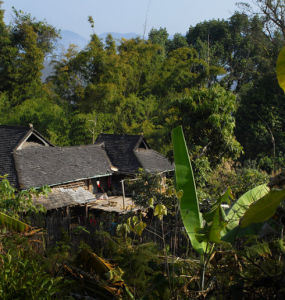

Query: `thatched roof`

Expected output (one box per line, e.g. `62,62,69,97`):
13,144,113,189
95,134,173,174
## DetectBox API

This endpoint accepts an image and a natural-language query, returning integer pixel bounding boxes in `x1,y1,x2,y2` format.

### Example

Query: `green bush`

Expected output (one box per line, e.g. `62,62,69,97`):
0,244,64,300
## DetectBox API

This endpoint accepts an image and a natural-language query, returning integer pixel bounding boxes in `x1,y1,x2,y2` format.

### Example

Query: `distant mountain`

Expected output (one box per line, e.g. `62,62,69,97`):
56,30,89,52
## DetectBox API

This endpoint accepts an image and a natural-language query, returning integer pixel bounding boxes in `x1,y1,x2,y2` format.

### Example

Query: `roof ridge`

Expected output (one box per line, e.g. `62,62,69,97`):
15,143,105,152
99,133,142,137
0,124,30,129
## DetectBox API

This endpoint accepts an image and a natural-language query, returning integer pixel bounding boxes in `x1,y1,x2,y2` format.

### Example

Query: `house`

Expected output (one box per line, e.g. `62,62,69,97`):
0,125,173,242
95,134,173,192
95,133,173,175
0,125,173,211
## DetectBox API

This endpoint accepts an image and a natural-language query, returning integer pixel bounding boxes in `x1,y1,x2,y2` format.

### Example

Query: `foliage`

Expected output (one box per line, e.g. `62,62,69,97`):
172,126,206,254
277,46,285,93
73,247,134,299
197,189,232,244
241,188,285,227
0,175,48,219
126,169,178,210
203,160,269,201
0,6,59,104
117,215,146,238
91,230,167,299
0,231,67,300
186,13,276,90
172,124,285,295
240,0,285,39
0,249,63,300
226,184,269,232
163,85,242,166
0,211,30,233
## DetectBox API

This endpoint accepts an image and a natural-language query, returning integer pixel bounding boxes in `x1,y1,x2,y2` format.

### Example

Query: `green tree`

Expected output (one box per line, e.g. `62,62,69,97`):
162,85,242,165
166,33,188,53
239,0,285,39
155,47,209,95
186,13,275,91
0,5,58,105
148,27,169,55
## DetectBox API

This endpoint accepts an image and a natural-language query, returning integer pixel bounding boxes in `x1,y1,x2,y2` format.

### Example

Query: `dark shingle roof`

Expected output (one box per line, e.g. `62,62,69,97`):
96,134,142,173
95,134,173,174
0,125,31,187
135,149,173,173
13,144,113,189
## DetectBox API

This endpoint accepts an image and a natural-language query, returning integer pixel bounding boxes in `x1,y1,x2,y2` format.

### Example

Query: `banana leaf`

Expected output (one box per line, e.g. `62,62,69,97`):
240,188,285,228
0,211,30,232
226,184,269,231
222,184,269,242
172,126,206,254
277,46,285,93
198,188,232,243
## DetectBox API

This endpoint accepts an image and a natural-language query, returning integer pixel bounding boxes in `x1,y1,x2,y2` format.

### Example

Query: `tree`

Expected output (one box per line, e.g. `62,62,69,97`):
148,27,169,55
161,85,242,165
239,0,285,39
155,47,220,95
235,69,285,171
0,5,59,105
186,13,275,91
166,33,188,53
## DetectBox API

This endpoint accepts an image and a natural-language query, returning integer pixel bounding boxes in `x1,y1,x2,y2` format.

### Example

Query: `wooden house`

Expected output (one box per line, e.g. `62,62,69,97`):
0,125,174,242
95,133,173,193
0,126,173,211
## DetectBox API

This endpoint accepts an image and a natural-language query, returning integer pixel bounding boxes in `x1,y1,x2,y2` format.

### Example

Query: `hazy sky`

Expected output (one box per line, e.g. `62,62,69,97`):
3,0,242,39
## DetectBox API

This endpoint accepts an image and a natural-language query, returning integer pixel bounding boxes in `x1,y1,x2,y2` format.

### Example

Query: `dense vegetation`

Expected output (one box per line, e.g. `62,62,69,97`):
0,0,284,172
1,0,285,298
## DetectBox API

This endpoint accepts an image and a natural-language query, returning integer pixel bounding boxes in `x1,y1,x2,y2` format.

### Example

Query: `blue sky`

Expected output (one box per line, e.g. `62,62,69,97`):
3,0,242,39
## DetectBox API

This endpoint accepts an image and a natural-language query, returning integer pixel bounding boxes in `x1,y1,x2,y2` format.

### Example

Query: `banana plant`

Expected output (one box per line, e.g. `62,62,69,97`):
172,125,285,289
173,124,285,241
172,126,230,290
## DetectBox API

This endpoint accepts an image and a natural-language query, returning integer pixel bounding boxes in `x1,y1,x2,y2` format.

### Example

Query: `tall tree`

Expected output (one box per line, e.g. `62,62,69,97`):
186,13,274,91
0,6,59,105
157,84,242,164
239,0,285,39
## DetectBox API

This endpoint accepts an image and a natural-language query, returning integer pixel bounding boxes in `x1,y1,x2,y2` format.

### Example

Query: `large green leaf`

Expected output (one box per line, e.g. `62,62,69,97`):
240,188,285,228
226,184,269,231
0,211,30,232
222,184,269,243
172,126,206,254
277,46,285,93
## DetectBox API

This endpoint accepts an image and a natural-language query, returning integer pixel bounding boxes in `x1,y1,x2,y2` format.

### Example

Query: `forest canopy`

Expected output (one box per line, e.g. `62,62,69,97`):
0,1,284,172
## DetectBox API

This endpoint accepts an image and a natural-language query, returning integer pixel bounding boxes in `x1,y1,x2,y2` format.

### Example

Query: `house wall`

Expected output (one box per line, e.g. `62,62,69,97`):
53,180,90,191
51,176,112,194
